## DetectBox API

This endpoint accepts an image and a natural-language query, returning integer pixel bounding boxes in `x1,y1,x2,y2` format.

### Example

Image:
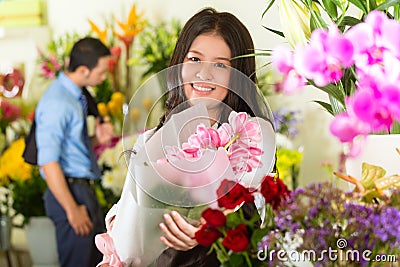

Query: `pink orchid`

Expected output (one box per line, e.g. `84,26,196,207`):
294,25,353,86
161,111,264,176
186,124,221,149
226,111,262,144
271,47,306,93
349,87,393,132
228,143,262,174
330,112,370,143
272,10,400,150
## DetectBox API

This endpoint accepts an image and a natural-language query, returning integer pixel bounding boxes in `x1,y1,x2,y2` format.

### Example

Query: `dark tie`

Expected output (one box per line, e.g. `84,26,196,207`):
80,94,101,178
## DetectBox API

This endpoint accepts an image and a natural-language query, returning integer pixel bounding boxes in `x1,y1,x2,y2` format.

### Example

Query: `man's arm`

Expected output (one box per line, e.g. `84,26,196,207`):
42,161,93,236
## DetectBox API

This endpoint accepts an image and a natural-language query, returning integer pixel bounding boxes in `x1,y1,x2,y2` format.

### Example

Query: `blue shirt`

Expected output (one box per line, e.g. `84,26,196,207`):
35,72,99,179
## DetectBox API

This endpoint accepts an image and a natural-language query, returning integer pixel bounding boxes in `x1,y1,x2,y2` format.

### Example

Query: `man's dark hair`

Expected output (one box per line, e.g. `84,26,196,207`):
67,37,111,72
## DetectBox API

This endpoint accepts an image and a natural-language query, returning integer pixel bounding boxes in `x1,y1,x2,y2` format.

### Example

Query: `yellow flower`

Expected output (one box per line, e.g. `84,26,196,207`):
88,19,108,45
276,148,303,185
141,97,153,112
0,138,33,184
114,4,146,46
111,92,125,107
97,102,108,117
129,108,141,124
107,100,121,116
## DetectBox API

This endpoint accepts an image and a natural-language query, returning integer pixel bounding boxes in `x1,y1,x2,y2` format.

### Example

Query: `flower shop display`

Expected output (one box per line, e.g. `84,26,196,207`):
95,104,277,266
0,138,47,225
266,0,400,157
192,158,400,267
96,133,138,212
270,107,303,190
0,98,21,153
260,181,400,267
37,32,80,80
88,3,146,99
134,18,182,80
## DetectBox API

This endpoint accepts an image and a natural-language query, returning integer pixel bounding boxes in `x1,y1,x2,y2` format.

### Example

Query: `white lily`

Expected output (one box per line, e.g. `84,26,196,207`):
278,0,311,48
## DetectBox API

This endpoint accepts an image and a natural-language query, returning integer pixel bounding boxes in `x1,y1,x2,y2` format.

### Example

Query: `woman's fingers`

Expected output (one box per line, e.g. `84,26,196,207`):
159,211,199,250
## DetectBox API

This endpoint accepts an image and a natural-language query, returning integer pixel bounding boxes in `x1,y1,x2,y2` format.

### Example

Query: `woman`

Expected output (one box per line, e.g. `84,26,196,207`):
102,7,274,266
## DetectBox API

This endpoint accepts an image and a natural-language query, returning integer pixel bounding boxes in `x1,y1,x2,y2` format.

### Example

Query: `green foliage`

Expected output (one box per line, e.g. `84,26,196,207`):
93,78,114,104
94,179,119,215
11,167,47,226
134,19,182,79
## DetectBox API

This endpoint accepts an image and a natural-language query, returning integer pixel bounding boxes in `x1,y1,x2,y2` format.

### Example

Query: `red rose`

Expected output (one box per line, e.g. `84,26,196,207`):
202,208,226,227
217,179,254,209
221,224,249,252
194,224,222,247
260,175,290,209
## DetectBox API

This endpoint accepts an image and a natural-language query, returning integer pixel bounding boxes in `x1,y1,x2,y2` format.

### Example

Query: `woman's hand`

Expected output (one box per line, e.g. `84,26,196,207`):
159,210,200,251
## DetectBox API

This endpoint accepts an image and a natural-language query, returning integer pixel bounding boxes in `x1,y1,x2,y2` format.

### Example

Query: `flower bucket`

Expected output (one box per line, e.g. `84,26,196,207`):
345,134,400,179
0,215,11,250
24,216,59,267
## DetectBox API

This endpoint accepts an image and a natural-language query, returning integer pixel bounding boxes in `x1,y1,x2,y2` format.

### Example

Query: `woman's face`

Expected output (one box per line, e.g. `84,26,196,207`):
182,33,231,107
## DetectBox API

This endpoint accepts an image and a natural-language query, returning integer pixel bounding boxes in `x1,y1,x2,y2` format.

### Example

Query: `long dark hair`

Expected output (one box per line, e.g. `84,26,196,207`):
156,7,271,130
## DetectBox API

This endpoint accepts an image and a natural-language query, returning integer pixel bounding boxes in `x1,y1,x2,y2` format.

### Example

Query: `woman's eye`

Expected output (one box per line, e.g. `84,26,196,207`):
214,62,227,68
189,57,200,62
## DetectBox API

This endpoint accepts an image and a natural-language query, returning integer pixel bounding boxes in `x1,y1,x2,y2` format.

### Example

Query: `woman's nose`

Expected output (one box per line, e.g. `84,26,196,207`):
195,63,213,81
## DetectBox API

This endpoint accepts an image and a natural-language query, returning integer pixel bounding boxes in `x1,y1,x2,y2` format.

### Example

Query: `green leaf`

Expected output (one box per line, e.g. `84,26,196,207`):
338,16,363,28
229,253,245,267
261,25,285,38
348,0,368,13
376,0,400,11
329,95,346,114
313,100,334,115
390,120,400,134
342,68,357,96
360,162,386,189
368,0,378,11
322,0,338,19
251,227,271,248
226,212,241,228
262,0,277,18
308,81,346,106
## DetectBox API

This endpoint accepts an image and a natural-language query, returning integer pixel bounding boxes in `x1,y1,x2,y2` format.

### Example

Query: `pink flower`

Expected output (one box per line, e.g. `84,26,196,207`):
185,124,221,149
294,25,353,86
0,100,21,122
160,111,264,176
40,55,62,79
272,47,306,93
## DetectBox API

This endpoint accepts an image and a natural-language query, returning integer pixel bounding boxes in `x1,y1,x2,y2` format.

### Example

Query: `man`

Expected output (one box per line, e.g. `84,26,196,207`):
35,37,114,267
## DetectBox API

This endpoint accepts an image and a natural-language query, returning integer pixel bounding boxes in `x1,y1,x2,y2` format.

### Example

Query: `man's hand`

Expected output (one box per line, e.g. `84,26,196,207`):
66,204,93,236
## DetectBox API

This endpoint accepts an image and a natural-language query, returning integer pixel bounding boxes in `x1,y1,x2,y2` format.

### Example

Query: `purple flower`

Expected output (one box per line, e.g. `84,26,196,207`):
273,107,302,139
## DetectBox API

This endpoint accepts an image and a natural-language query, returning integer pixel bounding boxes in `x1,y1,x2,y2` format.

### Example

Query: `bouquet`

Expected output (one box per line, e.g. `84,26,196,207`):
194,175,290,267
95,104,276,266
